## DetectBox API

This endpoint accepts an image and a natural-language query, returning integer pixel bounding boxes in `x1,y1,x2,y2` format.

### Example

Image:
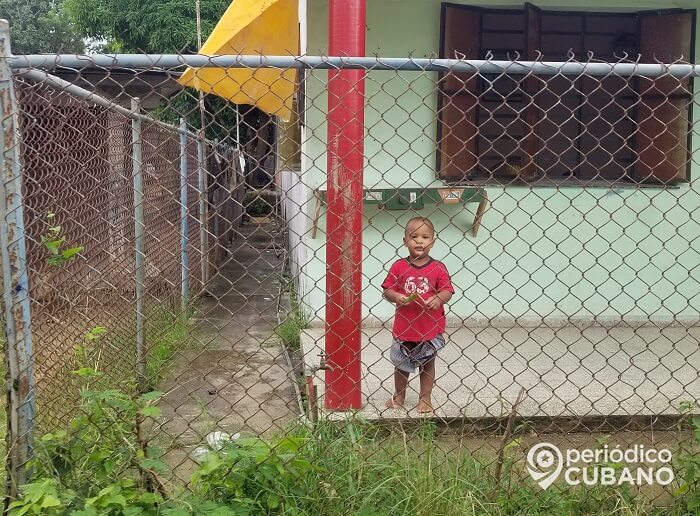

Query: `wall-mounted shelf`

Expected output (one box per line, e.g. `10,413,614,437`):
311,186,489,238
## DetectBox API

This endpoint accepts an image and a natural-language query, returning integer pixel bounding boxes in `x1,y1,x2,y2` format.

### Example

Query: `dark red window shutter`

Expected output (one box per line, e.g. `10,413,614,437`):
634,10,694,183
523,3,543,179
437,4,482,181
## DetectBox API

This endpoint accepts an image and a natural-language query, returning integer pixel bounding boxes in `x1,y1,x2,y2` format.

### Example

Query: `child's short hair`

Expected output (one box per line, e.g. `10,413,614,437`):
405,217,435,236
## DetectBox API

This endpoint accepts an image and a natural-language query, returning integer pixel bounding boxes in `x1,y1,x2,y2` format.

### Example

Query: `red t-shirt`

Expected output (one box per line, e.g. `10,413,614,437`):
381,258,455,341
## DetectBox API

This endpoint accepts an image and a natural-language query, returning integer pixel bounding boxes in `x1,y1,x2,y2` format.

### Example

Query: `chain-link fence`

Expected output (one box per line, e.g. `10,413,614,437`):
1,29,700,513
13,70,247,425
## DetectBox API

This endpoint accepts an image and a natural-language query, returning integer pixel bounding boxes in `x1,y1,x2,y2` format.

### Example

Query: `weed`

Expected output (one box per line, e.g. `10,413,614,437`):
40,212,83,267
415,420,438,443
243,190,278,218
9,402,700,515
145,305,194,389
10,380,167,514
674,400,700,513
276,278,310,351
191,435,313,513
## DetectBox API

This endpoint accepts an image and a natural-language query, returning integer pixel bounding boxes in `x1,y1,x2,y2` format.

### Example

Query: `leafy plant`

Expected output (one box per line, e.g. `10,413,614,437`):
72,326,108,380
40,212,83,266
9,385,166,514
12,406,697,515
191,435,313,514
7,479,66,515
674,400,700,512
29,387,164,489
11,325,167,514
63,0,229,53
9,341,697,516
415,420,438,443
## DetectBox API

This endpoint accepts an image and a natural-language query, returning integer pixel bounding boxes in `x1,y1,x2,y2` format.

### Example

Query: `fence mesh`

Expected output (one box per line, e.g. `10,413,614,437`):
2,51,699,511
11,72,247,428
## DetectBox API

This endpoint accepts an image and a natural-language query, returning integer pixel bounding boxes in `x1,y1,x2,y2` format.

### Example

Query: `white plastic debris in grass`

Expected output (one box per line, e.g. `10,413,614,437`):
191,430,241,463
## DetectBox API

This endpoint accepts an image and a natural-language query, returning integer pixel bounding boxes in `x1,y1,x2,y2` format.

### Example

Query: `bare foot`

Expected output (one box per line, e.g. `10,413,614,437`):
386,395,405,408
417,398,434,414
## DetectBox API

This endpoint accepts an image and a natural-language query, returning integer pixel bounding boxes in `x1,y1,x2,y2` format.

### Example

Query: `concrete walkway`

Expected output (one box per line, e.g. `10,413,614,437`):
302,325,700,421
159,223,298,476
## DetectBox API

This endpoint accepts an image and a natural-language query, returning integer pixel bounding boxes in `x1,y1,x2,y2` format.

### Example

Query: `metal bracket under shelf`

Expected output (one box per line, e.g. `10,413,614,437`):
311,186,489,239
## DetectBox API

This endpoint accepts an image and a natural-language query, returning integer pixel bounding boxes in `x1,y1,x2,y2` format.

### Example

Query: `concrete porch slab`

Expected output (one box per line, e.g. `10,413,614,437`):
301,326,700,421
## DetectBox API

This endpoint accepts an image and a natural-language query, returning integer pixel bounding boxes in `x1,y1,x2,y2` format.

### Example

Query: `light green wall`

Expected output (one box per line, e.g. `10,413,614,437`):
299,0,700,326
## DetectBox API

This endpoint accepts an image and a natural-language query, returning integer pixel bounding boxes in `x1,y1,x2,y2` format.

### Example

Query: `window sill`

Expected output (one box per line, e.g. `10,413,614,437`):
445,177,687,190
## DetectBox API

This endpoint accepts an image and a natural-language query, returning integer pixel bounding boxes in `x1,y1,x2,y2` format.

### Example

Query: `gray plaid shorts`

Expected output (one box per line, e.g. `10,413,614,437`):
389,334,446,374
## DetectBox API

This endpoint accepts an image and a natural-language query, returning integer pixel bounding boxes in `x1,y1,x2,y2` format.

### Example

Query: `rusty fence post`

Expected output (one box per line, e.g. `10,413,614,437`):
0,19,35,496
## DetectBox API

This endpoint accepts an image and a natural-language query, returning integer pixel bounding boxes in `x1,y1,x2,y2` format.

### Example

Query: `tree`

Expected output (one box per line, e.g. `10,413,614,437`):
0,0,84,54
63,0,230,53
63,0,271,172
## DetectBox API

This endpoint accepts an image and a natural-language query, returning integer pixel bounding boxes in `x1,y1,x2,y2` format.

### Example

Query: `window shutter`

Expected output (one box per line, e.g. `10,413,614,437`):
523,3,543,179
634,10,694,183
437,4,482,181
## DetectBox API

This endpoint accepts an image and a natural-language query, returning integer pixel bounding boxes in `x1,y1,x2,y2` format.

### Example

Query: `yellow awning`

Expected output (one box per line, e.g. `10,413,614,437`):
179,0,298,121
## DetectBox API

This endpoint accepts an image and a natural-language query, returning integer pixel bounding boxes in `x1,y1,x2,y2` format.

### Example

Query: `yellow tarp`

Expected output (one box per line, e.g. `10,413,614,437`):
179,0,298,121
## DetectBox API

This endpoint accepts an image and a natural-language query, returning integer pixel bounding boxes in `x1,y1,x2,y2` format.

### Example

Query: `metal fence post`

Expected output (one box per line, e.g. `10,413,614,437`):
132,99,146,392
324,1,365,410
180,119,189,311
0,19,34,494
197,136,208,286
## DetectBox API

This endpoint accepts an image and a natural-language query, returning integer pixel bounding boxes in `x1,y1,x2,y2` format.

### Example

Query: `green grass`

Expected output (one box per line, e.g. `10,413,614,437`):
144,304,194,389
276,280,310,351
188,419,690,516
290,422,633,515
8,399,699,515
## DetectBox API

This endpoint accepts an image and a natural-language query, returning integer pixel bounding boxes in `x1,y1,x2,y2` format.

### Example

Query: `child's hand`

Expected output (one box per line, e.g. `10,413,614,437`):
397,295,412,306
423,295,443,310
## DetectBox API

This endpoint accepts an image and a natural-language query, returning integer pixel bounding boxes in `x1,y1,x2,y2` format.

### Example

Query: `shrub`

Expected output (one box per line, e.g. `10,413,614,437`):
244,190,278,217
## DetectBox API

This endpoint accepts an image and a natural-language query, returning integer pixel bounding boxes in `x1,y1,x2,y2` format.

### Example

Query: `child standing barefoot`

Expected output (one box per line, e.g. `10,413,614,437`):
381,217,454,413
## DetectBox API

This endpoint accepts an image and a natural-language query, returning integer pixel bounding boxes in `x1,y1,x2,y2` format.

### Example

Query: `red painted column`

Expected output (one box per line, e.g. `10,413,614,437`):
324,0,365,410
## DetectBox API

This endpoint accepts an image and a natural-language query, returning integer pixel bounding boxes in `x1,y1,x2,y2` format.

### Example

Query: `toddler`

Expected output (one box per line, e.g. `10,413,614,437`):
381,217,454,413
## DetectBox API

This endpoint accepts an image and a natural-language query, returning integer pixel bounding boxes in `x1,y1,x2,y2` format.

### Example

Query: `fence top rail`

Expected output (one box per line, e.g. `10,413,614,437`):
9,54,700,78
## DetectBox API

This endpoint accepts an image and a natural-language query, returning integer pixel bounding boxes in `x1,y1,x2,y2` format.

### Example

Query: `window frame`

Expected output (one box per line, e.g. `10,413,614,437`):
436,3,697,187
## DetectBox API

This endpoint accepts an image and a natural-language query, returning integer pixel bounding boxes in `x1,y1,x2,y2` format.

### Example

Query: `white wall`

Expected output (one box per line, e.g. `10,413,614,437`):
280,168,314,314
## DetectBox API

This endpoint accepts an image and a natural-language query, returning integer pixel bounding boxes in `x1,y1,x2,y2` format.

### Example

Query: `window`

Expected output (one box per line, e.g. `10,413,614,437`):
437,3,696,185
